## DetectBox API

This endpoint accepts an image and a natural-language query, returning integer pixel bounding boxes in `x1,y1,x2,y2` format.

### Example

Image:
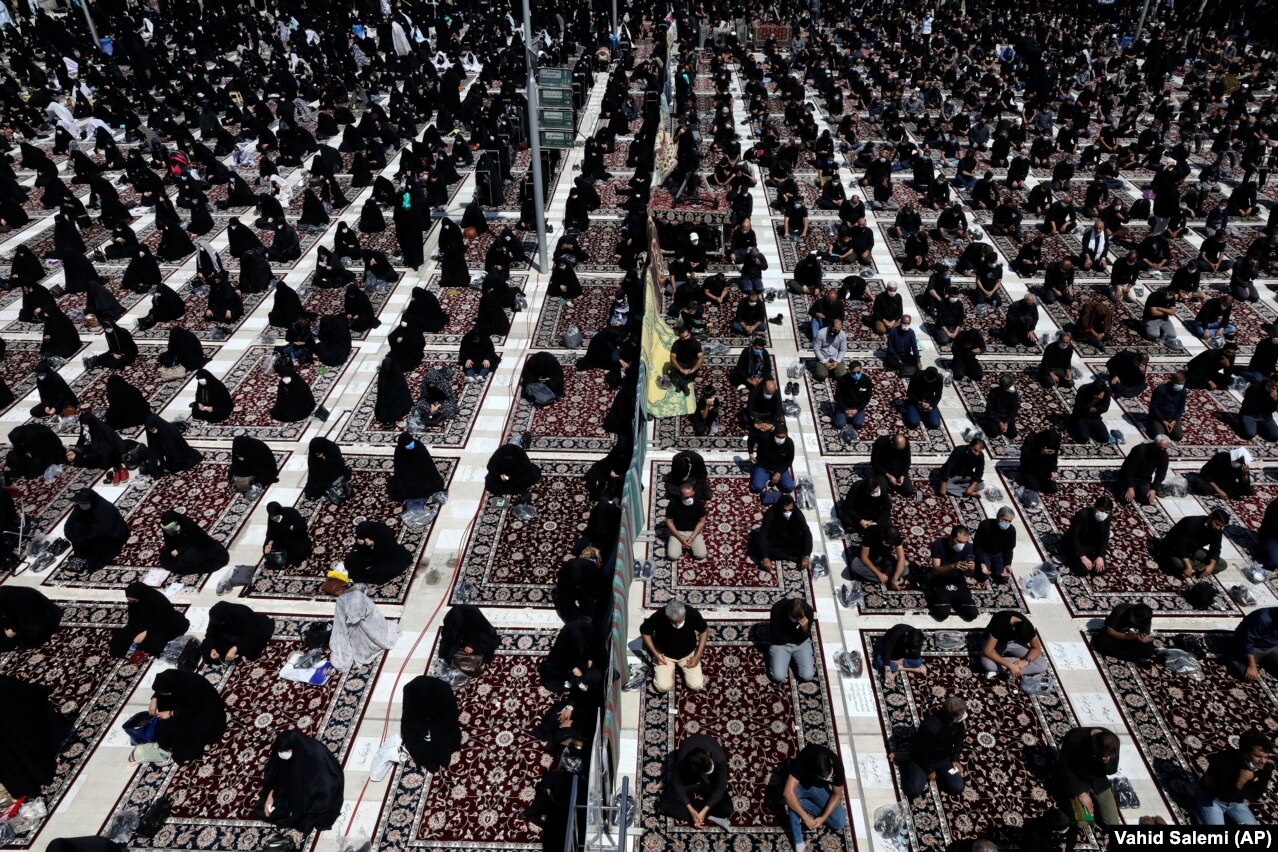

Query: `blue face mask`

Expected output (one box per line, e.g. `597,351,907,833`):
851,372,862,380
998,520,1012,530
404,440,416,450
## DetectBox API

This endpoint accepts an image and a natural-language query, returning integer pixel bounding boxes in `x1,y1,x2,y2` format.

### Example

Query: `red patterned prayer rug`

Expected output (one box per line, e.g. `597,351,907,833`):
951,359,1123,461
285,176,355,211
651,354,777,452
451,460,596,607
40,450,276,591
244,455,456,603
533,277,627,349
68,345,192,435
988,233,1106,280
129,276,272,342
507,360,618,452
3,272,147,335
20,221,107,261
602,141,631,169
646,461,810,609
861,629,1097,851
0,466,101,574
763,181,825,213
1174,293,1278,355
179,346,347,441
0,340,45,413
498,166,563,213
288,275,391,341
421,272,523,345
103,616,381,851
1036,283,1173,354
1006,465,1238,616
0,602,151,848
337,357,488,448
773,223,877,275
1111,227,1198,275
639,622,853,852
806,370,957,457
786,283,886,352
827,464,1027,616
882,227,967,275
904,281,1033,357
463,227,536,270
372,630,557,851
222,221,325,271
1087,630,1278,822
1113,369,1254,457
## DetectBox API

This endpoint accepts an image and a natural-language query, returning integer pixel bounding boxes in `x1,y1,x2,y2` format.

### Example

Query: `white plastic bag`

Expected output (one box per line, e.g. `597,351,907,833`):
1021,569,1051,600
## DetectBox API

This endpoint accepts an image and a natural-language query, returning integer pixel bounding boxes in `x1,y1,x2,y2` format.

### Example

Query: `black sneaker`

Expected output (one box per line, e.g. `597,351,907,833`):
769,313,784,325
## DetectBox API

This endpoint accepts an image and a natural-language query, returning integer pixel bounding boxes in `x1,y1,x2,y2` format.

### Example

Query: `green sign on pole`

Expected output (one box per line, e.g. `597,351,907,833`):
539,129,574,149
537,67,572,87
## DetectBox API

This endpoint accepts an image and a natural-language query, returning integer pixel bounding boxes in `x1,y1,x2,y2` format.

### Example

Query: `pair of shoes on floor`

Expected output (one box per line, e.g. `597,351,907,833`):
785,381,800,396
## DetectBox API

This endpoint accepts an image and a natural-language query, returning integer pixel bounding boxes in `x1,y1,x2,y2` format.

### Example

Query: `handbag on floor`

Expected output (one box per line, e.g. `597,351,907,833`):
324,476,353,505
122,711,159,745
451,651,484,676
136,796,172,838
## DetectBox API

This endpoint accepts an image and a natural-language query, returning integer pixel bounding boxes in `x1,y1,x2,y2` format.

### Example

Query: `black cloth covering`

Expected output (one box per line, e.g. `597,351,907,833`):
0,586,63,650
110,581,191,659
0,675,72,798
387,432,446,500
201,601,275,663
159,509,230,576
151,669,227,763
438,605,500,662
255,730,344,833
401,675,462,772
484,443,542,496
64,487,130,571
303,437,351,500
344,520,413,584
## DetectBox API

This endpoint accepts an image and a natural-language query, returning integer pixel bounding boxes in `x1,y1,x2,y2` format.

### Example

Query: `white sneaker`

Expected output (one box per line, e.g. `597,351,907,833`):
795,842,807,852
370,735,404,781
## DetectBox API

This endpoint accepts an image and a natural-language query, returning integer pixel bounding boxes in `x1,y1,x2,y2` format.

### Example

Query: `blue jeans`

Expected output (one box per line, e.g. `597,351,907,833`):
787,785,848,844
809,318,827,339
731,320,761,334
903,403,941,429
832,407,867,428
1192,789,1257,825
1188,320,1236,338
740,276,764,294
465,366,490,380
751,465,795,493
978,552,1007,582
872,648,925,672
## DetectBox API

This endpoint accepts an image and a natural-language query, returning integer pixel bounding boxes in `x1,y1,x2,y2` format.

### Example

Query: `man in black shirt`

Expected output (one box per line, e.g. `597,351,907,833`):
1116,435,1170,505
898,695,967,799
667,325,703,394
1158,508,1229,579
767,597,816,683
940,438,986,498
750,423,796,495
1062,495,1113,575
659,734,732,827
641,600,708,693
757,494,812,572
832,362,873,429
1141,286,1178,341
666,483,708,561
852,524,906,588
783,743,848,851
1193,731,1273,825
1092,602,1155,663
870,432,914,497
973,506,1016,585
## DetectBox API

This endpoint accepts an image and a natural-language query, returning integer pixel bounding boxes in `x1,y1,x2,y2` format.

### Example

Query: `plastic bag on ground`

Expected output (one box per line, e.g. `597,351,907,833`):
1021,569,1052,600
336,830,373,852
103,809,139,843
1242,564,1270,584
1020,673,1054,695
824,520,845,539
512,503,538,521
402,506,438,530
1157,648,1203,674
160,635,196,664
433,662,471,691
1111,776,1140,809
43,464,63,483
934,631,965,651
873,802,910,851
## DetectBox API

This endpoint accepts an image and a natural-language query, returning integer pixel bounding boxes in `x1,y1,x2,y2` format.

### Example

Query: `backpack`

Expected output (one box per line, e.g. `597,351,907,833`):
525,382,556,407
562,325,583,348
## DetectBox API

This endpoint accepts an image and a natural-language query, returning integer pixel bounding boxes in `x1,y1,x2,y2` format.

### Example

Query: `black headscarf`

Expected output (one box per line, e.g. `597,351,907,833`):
375,356,413,426
190,369,234,422
122,246,162,293
9,245,46,289
206,276,245,323
271,359,318,422
401,675,461,772
405,286,449,333
144,413,204,476
265,501,312,565
388,318,425,372
227,218,264,257
104,374,152,430
267,280,306,328
314,314,352,366
438,604,500,662
41,307,82,358
110,581,190,659
0,586,63,651
303,437,350,500
344,520,413,584
230,435,279,485
164,326,208,371
145,668,227,767
201,601,275,663
388,432,445,500
4,422,65,479
33,359,78,414
265,221,302,264
484,443,542,496
148,282,186,323
239,250,277,294
71,413,126,471
159,509,230,576
256,730,344,833
101,320,139,367
0,675,72,798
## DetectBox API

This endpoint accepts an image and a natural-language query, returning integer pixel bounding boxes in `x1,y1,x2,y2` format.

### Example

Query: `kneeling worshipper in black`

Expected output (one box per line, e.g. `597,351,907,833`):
142,414,204,477
230,435,280,491
160,326,209,374
95,319,139,370
30,359,78,418
0,675,73,798
345,281,383,333
520,351,566,404
386,432,446,503
130,669,227,765
484,442,542,498
67,412,127,475
41,306,83,359
1092,602,1156,665
159,510,230,577
314,314,352,367
110,581,191,660
438,604,501,668
202,601,275,665
539,616,603,694
344,521,413,585
102,372,151,429
404,286,449,333
189,369,234,423
264,502,313,569
272,358,324,422
64,488,131,573
388,318,426,371
4,422,65,479
303,437,352,501
401,675,462,773
0,586,63,650
255,731,344,834
659,734,734,829
534,691,599,763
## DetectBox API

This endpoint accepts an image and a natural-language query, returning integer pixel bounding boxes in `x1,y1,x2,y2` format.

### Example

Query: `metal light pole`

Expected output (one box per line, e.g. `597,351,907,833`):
1134,0,1152,42
521,0,549,271
78,0,103,52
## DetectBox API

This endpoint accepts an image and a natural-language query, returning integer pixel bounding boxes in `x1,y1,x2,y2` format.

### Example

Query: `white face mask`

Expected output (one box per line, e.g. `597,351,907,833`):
1094,511,1109,522
783,511,793,519
277,750,293,761
682,497,695,506
870,490,881,498
775,437,786,445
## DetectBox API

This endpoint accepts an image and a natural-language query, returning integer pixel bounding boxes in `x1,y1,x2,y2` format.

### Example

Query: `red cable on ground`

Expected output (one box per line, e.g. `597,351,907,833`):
340,490,487,836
